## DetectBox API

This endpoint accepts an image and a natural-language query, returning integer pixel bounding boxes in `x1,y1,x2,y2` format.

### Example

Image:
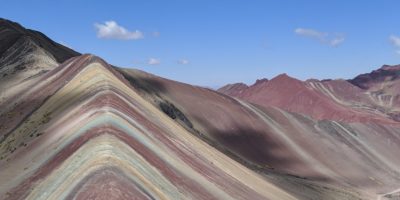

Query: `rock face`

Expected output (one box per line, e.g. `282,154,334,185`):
348,65,400,121
349,64,400,90
1,18,400,200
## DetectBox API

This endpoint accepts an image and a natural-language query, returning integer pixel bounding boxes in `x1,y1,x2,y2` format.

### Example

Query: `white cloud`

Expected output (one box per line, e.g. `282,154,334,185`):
390,35,400,55
295,28,325,40
177,59,189,65
390,35,400,47
294,28,345,47
147,58,160,65
329,37,345,47
94,21,143,40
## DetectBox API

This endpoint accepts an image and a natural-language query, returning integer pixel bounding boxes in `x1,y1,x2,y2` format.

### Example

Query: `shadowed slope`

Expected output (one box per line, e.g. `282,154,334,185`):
118,67,400,200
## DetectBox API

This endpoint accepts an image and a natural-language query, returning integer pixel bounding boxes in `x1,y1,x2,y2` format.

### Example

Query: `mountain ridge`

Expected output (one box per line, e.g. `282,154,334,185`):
0,18,79,63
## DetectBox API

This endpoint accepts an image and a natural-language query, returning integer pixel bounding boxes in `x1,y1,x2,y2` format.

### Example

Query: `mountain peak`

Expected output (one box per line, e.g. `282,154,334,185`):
270,73,300,83
253,78,268,85
217,82,249,97
275,73,290,78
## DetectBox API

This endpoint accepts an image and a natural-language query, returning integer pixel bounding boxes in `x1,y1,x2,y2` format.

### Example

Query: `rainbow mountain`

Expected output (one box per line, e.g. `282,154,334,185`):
1,18,400,200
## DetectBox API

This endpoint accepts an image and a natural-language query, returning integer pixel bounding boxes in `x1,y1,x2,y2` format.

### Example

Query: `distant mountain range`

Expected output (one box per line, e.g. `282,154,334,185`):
219,65,400,123
1,18,400,200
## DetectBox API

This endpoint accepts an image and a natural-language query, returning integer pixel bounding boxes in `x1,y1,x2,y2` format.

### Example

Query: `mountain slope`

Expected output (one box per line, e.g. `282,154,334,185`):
349,65,400,121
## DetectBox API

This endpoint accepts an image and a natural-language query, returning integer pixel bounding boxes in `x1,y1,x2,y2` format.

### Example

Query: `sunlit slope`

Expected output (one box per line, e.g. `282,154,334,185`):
0,55,296,200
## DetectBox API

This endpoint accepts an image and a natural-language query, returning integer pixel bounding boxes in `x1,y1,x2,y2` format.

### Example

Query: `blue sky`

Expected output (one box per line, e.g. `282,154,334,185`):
2,0,400,87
